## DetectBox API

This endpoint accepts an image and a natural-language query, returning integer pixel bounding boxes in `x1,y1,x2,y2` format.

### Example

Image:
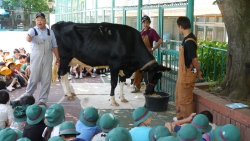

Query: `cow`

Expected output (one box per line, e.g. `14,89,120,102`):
51,21,171,106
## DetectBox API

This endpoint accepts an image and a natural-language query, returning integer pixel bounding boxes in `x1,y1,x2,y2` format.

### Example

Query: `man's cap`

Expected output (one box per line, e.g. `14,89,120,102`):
36,12,45,19
142,15,151,22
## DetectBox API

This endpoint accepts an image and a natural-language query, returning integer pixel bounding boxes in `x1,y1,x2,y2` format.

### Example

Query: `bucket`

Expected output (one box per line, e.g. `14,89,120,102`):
144,92,170,112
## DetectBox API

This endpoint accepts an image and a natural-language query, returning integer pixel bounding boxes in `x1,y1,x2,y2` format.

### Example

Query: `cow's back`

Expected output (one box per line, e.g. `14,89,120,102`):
52,21,152,70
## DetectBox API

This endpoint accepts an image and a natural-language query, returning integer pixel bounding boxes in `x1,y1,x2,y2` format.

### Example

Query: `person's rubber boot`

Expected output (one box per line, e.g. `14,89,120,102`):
131,86,140,93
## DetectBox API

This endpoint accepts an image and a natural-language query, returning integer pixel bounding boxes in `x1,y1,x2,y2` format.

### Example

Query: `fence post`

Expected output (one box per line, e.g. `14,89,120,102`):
111,0,115,23
84,0,86,23
157,6,163,91
186,0,194,32
102,9,105,22
95,0,98,23
122,9,126,25
137,0,142,30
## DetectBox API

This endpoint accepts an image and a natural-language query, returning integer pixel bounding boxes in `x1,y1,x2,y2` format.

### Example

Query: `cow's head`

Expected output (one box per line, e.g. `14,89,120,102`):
142,63,171,94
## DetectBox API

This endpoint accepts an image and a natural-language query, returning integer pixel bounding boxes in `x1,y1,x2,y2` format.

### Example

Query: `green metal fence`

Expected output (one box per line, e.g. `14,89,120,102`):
157,41,227,100
199,46,227,82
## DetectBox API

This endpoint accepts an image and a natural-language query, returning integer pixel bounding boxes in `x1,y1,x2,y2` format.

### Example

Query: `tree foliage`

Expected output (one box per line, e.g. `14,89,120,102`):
2,0,49,12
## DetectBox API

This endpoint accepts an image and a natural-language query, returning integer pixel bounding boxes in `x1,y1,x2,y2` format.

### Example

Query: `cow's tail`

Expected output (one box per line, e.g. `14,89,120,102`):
52,53,58,83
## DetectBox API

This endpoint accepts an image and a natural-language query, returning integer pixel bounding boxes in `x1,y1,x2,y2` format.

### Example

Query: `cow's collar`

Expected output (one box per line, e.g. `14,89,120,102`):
140,60,157,71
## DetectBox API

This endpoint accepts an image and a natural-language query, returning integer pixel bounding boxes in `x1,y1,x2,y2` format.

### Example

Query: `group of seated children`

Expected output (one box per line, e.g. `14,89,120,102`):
0,54,30,92
0,89,241,141
70,64,109,79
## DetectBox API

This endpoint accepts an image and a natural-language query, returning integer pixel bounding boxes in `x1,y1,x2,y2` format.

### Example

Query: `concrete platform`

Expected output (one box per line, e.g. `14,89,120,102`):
8,74,176,129
71,83,146,109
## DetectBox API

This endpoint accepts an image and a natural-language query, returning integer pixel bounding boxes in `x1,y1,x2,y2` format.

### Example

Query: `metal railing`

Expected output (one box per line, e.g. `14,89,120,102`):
156,40,227,100
199,46,227,82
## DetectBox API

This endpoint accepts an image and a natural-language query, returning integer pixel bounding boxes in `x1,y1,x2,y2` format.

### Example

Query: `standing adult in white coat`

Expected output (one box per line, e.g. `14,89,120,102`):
25,12,60,105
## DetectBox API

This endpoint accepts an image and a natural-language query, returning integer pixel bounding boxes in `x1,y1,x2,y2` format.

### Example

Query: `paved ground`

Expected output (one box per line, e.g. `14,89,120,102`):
8,73,176,130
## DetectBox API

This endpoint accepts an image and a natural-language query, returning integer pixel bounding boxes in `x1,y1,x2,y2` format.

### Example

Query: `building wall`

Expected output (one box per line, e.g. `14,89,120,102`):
54,0,227,42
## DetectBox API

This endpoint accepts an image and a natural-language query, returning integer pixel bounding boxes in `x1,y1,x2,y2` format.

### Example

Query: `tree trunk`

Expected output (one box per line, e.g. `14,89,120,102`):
217,0,250,100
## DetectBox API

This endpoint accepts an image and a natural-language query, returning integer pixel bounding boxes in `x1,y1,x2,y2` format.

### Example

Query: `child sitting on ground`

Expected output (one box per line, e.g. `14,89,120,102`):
25,56,30,79
59,121,85,141
43,104,65,141
165,110,217,133
10,95,35,132
23,104,46,141
148,126,172,141
15,60,29,83
105,127,132,141
129,107,153,141
203,124,241,141
0,62,18,91
0,90,13,129
176,124,202,141
0,127,22,141
7,62,26,87
92,113,119,141
76,106,100,141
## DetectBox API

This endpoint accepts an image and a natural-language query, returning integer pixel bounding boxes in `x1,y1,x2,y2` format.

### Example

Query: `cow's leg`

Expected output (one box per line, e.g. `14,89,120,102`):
110,69,119,106
60,73,75,100
119,75,128,103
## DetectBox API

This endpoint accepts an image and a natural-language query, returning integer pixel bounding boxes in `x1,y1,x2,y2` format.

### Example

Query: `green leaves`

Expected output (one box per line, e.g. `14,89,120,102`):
198,40,228,82
2,0,49,12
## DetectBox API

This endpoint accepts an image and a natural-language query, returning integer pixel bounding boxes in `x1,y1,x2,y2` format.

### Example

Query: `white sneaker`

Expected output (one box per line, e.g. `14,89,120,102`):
68,75,72,80
16,84,21,89
173,117,178,122
75,74,79,78
91,73,96,78
7,86,13,92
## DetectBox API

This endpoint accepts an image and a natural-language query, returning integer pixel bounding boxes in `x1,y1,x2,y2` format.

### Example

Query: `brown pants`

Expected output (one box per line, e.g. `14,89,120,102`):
175,68,196,119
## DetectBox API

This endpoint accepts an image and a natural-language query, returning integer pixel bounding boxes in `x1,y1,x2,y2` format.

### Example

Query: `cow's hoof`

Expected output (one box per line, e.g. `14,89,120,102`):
71,93,76,96
111,102,119,106
68,96,75,101
121,99,129,103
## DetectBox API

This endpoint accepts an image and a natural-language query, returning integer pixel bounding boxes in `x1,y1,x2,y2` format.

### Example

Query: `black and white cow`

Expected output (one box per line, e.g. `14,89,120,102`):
51,22,170,106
